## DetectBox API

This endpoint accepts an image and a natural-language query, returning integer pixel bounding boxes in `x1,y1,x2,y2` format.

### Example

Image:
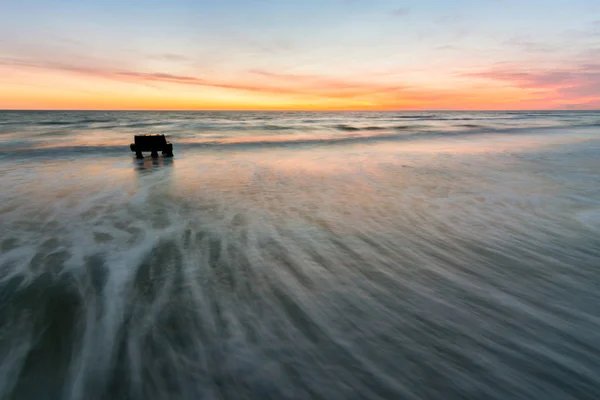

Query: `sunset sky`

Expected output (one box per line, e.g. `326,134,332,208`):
1,0,599,110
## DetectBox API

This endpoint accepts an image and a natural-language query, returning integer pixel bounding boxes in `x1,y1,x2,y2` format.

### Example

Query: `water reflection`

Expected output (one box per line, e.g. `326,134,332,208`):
133,156,174,173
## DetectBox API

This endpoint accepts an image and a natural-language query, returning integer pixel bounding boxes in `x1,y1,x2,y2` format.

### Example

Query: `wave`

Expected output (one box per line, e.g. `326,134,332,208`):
7,116,598,137
31,131,71,137
30,120,180,129
34,118,116,126
390,115,431,119
333,124,416,131
334,124,361,131
120,122,176,128
37,121,74,126
394,125,416,130
580,121,600,127
74,118,115,124
0,125,523,159
156,124,598,148
262,125,295,130
458,124,488,129
389,116,526,122
3,119,598,160
1,131,418,158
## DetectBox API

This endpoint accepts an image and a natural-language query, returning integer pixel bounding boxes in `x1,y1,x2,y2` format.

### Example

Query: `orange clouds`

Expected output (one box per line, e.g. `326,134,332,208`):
1,56,598,110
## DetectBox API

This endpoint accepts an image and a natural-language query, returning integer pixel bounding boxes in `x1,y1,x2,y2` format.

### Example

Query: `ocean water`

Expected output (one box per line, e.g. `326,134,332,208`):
1,110,600,400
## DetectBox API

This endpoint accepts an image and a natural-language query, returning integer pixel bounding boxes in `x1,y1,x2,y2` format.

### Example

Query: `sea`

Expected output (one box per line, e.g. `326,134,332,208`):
1,110,600,400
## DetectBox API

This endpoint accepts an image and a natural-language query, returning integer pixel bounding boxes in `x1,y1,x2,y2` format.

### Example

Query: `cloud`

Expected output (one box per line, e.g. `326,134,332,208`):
0,57,114,78
468,65,600,89
115,69,414,98
52,37,86,47
0,56,412,100
5,54,598,110
148,53,192,62
465,63,600,105
434,14,462,25
558,80,600,98
593,20,600,35
436,45,460,51
504,36,556,53
248,69,408,93
6,55,504,111
117,71,204,85
392,8,410,17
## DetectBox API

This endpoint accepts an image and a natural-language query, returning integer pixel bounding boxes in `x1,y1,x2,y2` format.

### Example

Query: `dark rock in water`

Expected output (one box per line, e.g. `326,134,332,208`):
130,134,173,159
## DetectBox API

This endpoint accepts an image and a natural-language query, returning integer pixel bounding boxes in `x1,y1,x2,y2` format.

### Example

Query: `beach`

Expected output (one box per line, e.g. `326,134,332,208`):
2,110,600,399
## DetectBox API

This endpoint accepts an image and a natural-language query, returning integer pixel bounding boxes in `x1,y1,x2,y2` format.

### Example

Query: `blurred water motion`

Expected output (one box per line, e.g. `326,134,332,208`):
1,111,600,399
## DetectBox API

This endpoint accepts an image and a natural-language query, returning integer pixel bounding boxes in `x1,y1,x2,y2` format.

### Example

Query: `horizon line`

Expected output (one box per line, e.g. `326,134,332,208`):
1,109,599,112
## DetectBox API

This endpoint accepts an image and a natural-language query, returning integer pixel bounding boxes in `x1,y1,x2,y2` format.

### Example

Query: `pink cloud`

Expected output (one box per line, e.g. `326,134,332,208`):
466,64,600,106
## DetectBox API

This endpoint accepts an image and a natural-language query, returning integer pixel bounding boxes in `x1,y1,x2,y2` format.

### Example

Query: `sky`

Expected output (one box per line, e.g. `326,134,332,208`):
1,0,599,110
